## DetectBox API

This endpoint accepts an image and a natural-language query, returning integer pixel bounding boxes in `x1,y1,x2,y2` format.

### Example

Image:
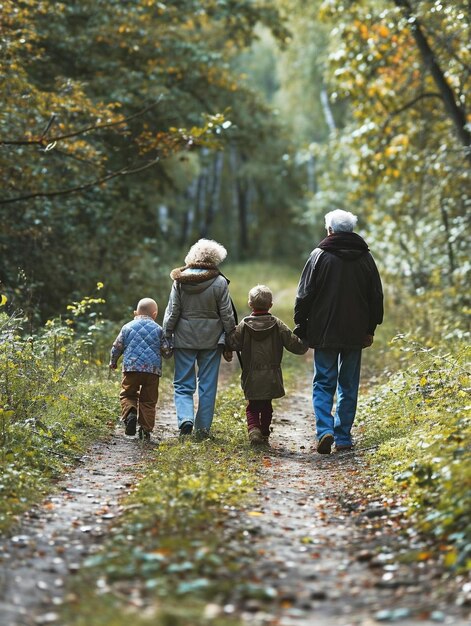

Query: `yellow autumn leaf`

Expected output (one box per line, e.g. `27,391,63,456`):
378,25,390,38
247,511,263,516
0,294,7,306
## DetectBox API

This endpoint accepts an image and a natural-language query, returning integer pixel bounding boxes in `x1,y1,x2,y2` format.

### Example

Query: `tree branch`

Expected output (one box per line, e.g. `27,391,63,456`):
0,157,162,205
388,92,443,117
393,0,471,163
0,98,163,147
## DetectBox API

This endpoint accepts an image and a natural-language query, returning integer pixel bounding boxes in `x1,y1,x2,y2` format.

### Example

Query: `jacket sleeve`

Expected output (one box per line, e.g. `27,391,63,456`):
293,249,323,335
366,253,384,335
110,329,124,365
225,322,244,351
162,283,181,337
215,278,236,335
278,320,309,355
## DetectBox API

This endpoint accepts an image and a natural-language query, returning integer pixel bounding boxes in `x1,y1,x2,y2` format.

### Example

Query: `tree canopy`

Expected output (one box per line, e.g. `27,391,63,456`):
1,0,469,328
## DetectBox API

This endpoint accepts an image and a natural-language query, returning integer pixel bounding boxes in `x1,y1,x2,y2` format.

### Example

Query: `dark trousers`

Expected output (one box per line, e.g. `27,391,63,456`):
246,400,273,437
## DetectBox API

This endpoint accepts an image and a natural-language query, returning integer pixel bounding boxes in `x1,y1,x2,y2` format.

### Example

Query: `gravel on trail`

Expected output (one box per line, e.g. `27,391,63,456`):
0,388,469,626
234,391,470,626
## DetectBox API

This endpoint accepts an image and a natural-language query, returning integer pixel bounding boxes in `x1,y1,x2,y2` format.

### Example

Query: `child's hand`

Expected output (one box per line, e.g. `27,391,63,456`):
362,334,374,348
109,363,117,370
223,350,233,362
161,346,174,359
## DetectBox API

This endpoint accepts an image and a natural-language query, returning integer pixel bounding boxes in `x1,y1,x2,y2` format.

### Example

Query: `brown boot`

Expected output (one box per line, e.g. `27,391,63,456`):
248,427,264,446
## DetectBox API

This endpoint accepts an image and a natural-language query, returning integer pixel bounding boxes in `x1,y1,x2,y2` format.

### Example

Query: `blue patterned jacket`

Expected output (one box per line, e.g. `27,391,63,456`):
110,315,169,375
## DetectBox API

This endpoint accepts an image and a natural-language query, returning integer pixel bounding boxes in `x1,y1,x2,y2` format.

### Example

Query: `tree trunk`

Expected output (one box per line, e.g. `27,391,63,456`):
320,86,336,133
201,151,224,238
394,0,471,163
179,178,198,247
229,145,250,259
193,168,208,241
439,203,456,284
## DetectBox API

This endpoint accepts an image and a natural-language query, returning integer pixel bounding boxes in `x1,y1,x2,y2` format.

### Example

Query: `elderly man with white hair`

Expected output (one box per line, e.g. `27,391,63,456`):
294,209,384,454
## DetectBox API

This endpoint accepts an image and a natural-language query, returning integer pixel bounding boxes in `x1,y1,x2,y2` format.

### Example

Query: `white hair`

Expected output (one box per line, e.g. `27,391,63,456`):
184,238,227,266
324,209,358,233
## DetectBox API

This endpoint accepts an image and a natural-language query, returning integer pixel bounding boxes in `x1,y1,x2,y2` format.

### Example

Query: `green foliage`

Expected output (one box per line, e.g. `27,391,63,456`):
1,0,306,324
0,298,118,531
357,336,471,570
224,260,302,324
62,385,258,625
314,0,470,296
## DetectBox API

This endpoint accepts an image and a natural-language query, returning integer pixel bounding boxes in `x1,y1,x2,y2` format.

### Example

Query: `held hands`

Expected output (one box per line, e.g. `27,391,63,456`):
109,363,117,370
223,350,233,362
362,334,374,348
293,324,307,340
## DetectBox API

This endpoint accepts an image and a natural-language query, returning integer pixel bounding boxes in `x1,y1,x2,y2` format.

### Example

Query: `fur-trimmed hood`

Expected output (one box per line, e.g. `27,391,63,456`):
170,264,220,284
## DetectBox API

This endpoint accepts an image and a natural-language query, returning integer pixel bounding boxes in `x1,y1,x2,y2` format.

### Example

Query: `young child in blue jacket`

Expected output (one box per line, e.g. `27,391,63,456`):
109,298,171,440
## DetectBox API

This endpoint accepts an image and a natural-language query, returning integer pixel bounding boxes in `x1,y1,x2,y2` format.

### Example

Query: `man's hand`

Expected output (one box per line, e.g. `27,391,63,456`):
293,324,307,340
362,334,374,348
223,350,233,362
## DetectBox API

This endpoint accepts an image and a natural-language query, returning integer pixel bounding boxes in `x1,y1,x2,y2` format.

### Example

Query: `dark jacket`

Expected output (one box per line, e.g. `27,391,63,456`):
294,232,383,349
163,264,236,350
226,314,308,400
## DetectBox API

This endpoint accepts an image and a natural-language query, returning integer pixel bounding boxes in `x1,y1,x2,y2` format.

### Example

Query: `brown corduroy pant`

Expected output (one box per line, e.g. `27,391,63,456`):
120,371,160,432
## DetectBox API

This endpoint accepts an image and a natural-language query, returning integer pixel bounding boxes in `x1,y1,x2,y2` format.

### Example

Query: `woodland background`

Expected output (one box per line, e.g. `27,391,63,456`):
1,0,469,332
0,2,470,614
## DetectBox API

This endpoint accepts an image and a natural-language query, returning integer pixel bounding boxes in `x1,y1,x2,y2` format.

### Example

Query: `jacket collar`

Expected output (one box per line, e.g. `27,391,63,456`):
170,264,220,284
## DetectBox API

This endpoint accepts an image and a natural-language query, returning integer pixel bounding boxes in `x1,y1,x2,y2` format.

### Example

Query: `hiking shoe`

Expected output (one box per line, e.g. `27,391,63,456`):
194,429,212,442
179,421,193,436
138,427,151,441
316,433,334,454
124,409,137,436
335,444,353,453
249,427,264,446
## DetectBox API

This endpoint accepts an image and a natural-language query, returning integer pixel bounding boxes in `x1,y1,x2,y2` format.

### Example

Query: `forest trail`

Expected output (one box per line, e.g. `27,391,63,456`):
234,390,470,625
0,383,468,626
0,406,175,626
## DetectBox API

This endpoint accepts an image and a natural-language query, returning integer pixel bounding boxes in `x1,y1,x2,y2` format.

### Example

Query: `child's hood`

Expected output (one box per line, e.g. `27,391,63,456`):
243,315,277,340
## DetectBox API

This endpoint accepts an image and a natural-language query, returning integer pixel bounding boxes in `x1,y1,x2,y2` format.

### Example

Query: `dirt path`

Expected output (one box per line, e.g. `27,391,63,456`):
0,405,176,626
234,390,470,626
0,383,469,626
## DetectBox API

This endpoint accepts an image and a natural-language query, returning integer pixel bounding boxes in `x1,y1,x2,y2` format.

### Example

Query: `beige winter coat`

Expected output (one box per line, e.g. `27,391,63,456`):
226,314,308,400
163,265,235,350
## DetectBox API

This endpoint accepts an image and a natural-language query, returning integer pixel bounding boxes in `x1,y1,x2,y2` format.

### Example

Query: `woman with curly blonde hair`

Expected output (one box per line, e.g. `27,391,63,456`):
163,239,236,437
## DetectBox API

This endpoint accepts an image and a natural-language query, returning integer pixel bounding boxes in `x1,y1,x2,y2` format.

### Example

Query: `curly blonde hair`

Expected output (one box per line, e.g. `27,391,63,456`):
184,238,228,266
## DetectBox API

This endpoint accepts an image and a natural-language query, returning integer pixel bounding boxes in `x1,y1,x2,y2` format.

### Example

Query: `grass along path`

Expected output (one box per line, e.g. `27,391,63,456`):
1,356,469,626
0,408,174,626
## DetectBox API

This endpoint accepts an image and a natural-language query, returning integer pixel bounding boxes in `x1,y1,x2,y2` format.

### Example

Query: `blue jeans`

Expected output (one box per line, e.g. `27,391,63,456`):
313,349,362,446
173,348,221,432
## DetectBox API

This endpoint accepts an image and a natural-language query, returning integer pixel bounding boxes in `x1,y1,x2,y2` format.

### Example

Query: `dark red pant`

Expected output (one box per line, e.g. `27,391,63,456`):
246,400,273,437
